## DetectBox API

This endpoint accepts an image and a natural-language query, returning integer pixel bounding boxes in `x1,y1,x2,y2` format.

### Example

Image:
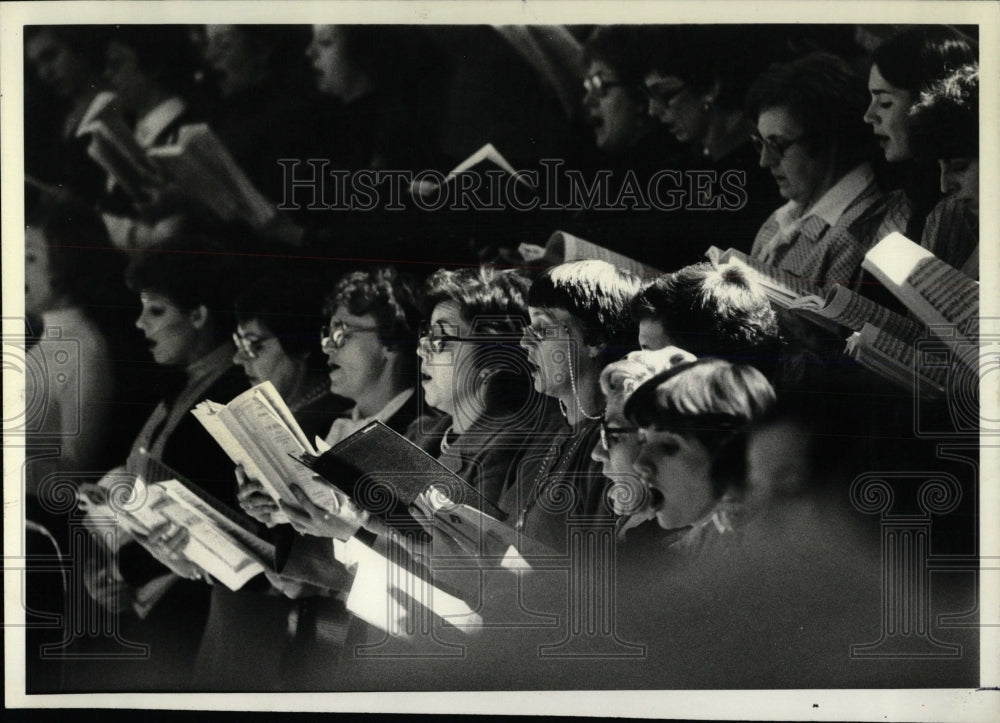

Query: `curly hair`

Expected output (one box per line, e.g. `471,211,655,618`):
324,266,421,352
422,266,536,417
907,64,978,161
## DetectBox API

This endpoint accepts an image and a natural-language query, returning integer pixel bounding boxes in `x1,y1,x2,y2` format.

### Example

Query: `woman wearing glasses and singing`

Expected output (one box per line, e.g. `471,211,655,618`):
747,52,908,290
637,25,783,262
411,266,560,506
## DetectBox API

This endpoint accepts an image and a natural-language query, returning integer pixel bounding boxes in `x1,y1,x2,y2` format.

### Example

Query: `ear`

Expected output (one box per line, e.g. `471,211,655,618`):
585,341,606,359
188,305,209,330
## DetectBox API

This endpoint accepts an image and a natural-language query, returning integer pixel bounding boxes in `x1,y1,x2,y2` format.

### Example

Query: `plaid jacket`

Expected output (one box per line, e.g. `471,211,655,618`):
751,180,910,291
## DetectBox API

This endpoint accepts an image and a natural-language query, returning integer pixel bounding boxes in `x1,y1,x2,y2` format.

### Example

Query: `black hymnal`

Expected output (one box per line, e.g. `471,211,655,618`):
294,421,507,533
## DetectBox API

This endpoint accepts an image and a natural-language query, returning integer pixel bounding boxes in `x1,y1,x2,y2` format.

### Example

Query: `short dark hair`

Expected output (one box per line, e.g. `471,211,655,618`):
871,25,978,96
234,272,328,363
125,232,242,337
324,266,421,353
528,260,642,365
746,51,876,169
908,64,979,161
583,26,648,104
630,262,780,363
422,266,535,416
624,358,776,498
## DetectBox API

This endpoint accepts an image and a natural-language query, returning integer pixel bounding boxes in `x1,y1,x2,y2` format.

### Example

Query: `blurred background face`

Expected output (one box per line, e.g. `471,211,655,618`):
864,64,914,162
939,157,979,217
756,106,831,207
416,301,473,418
25,228,59,316
321,307,386,403
135,291,201,366
632,426,714,530
104,41,151,114
307,24,356,99
27,30,88,100
583,60,646,153
644,70,707,145
232,318,302,398
522,307,585,400
205,25,266,97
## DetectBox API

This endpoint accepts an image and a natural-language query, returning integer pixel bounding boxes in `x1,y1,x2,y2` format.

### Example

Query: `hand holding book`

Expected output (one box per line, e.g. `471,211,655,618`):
279,482,370,542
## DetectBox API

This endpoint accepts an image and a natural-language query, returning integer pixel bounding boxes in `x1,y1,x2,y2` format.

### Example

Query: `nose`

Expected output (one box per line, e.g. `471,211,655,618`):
135,309,147,332
939,166,958,195
416,339,429,362
863,98,878,126
591,440,609,464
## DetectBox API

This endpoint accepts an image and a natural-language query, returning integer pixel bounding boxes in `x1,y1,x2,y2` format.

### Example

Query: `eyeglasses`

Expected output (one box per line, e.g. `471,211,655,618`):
321,320,379,349
583,74,626,98
232,331,274,360
643,80,688,107
750,132,805,159
521,323,568,344
418,321,479,354
600,414,639,450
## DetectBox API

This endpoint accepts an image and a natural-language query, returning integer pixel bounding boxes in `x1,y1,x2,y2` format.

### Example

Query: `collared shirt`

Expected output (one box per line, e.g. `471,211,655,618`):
322,388,414,448
757,163,875,266
134,96,186,149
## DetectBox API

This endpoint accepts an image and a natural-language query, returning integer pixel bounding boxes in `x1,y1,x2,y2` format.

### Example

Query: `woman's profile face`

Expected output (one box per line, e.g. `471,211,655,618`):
232,318,302,399
632,426,715,531
939,157,980,217
25,227,59,317
644,70,707,146
417,301,474,418
135,291,202,367
521,306,587,401
583,60,647,153
863,64,914,162
205,25,266,97
756,105,833,207
592,392,656,523
307,25,356,100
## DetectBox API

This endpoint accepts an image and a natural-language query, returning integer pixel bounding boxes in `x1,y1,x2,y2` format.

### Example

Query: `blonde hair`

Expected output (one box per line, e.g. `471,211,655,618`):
599,347,696,408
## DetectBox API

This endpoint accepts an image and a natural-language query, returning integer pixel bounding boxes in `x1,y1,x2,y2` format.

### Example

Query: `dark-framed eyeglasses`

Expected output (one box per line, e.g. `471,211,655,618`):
521,322,569,344
321,320,379,350
583,74,626,98
417,321,480,354
232,331,275,360
600,414,639,450
643,80,688,107
750,132,805,159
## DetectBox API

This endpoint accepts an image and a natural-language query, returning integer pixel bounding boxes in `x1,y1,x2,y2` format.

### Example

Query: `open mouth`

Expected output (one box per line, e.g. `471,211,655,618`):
328,363,341,376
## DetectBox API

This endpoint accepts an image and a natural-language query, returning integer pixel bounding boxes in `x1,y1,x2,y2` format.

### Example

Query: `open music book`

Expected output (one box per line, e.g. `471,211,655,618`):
705,246,824,309
147,123,278,229
518,230,662,278
862,232,979,368
787,283,926,344
106,449,275,592
295,421,507,533
411,142,535,199
192,381,341,525
75,91,162,199
845,323,950,398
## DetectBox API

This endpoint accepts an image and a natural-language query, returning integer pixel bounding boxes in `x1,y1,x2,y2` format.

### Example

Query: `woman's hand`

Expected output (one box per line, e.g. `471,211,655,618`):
134,521,205,581
279,483,368,541
235,466,281,527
